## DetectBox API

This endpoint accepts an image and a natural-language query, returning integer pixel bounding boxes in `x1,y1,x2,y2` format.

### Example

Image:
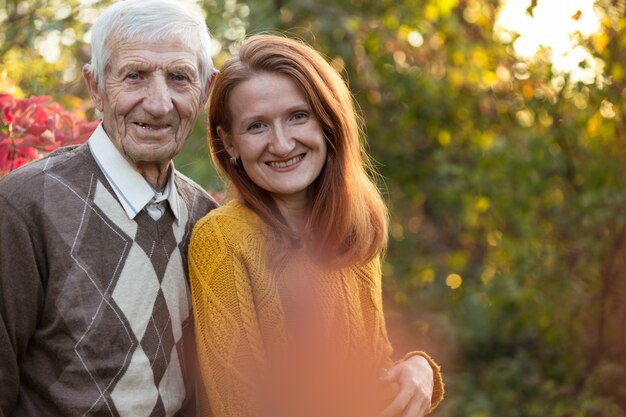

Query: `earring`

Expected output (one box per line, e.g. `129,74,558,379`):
229,156,239,167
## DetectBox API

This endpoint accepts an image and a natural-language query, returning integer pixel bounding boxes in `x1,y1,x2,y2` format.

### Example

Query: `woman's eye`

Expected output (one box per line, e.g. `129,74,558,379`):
247,122,266,132
292,112,309,122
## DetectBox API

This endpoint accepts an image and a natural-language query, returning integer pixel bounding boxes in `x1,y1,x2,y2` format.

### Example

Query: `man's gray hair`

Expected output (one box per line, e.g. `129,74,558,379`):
86,0,214,92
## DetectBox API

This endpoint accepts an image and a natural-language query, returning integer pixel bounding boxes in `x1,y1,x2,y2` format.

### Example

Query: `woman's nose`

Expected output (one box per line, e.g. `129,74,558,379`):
268,124,296,156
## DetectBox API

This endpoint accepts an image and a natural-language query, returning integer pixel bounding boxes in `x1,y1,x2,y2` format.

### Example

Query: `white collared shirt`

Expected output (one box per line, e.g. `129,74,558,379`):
88,123,182,222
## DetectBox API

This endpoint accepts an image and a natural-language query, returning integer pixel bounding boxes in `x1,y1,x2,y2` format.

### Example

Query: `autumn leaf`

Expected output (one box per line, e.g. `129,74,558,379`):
0,93,96,175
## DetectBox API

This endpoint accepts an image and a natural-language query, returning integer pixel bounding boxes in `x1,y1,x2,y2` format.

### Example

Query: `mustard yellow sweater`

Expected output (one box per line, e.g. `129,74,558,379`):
189,201,443,417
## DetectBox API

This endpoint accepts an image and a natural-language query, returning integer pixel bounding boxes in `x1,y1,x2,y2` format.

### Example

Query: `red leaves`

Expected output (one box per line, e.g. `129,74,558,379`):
207,190,224,204
0,93,98,175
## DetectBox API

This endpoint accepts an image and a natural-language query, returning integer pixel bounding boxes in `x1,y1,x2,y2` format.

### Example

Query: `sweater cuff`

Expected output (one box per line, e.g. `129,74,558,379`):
398,350,445,413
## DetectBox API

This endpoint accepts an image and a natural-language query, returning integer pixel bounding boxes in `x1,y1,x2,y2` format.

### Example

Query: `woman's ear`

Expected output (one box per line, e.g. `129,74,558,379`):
217,126,238,158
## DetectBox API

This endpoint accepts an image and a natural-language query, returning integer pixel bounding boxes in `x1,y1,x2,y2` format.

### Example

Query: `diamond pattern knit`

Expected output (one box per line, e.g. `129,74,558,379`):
0,144,217,417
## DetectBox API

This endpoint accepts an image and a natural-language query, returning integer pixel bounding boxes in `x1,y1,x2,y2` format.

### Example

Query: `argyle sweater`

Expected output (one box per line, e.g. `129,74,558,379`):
188,201,444,417
0,144,217,417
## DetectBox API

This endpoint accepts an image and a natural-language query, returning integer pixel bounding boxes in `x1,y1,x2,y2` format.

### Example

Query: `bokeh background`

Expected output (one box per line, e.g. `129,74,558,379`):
2,0,626,415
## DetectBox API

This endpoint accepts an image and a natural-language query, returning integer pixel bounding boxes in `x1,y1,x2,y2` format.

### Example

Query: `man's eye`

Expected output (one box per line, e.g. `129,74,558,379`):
126,72,141,80
172,73,189,82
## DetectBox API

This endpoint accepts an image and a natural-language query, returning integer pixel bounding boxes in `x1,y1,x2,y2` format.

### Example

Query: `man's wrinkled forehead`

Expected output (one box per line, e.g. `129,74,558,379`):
103,33,202,73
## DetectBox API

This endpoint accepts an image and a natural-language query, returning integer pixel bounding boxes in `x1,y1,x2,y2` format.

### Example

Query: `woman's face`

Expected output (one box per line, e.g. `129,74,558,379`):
220,72,327,207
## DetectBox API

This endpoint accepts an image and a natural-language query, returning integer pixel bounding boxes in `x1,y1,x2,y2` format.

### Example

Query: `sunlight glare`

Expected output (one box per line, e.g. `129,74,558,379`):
36,31,62,64
495,0,601,83
446,273,463,290
408,31,424,47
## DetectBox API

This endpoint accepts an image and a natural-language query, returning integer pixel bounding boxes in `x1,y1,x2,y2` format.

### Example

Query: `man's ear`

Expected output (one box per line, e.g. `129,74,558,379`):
217,126,237,158
83,65,104,112
201,69,219,105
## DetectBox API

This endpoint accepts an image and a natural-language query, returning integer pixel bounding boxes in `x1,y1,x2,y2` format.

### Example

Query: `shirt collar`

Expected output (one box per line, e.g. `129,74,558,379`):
88,123,182,221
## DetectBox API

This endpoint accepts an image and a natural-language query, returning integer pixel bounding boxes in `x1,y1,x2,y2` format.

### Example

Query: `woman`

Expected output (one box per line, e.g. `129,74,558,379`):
189,34,444,417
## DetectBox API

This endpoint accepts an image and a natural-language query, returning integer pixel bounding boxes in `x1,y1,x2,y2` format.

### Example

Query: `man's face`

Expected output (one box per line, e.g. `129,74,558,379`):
85,37,207,167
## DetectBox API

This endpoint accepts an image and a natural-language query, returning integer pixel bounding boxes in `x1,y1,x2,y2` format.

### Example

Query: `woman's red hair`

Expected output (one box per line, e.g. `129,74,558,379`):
208,34,388,266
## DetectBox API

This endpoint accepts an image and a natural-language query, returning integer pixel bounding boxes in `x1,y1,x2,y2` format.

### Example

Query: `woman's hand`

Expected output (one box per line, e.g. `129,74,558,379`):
378,354,434,417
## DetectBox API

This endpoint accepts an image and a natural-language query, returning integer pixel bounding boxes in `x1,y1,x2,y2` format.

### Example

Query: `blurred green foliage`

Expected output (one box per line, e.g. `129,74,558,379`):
2,0,626,415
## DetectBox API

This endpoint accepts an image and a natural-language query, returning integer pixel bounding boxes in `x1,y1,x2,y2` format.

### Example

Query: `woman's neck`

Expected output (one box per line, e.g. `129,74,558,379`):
273,195,310,233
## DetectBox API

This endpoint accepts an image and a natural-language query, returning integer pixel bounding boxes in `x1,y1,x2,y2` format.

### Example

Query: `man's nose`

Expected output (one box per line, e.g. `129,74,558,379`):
143,75,174,117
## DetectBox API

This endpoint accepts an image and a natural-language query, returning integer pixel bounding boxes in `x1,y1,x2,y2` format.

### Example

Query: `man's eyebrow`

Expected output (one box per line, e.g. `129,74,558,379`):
168,64,200,81
113,62,199,79
168,63,198,73
116,62,146,74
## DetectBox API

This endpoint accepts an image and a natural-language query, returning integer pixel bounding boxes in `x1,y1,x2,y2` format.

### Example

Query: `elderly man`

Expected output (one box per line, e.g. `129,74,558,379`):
0,1,218,416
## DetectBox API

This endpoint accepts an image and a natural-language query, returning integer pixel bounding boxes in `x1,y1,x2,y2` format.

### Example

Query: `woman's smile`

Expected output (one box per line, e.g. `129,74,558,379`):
267,153,306,170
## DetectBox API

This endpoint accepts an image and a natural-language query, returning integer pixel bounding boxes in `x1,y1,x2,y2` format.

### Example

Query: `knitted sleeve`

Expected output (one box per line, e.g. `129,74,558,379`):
366,257,445,412
398,351,445,412
0,195,45,416
188,214,269,417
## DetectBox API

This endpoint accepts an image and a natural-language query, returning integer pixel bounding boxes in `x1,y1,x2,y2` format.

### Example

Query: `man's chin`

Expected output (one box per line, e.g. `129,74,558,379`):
125,141,181,161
